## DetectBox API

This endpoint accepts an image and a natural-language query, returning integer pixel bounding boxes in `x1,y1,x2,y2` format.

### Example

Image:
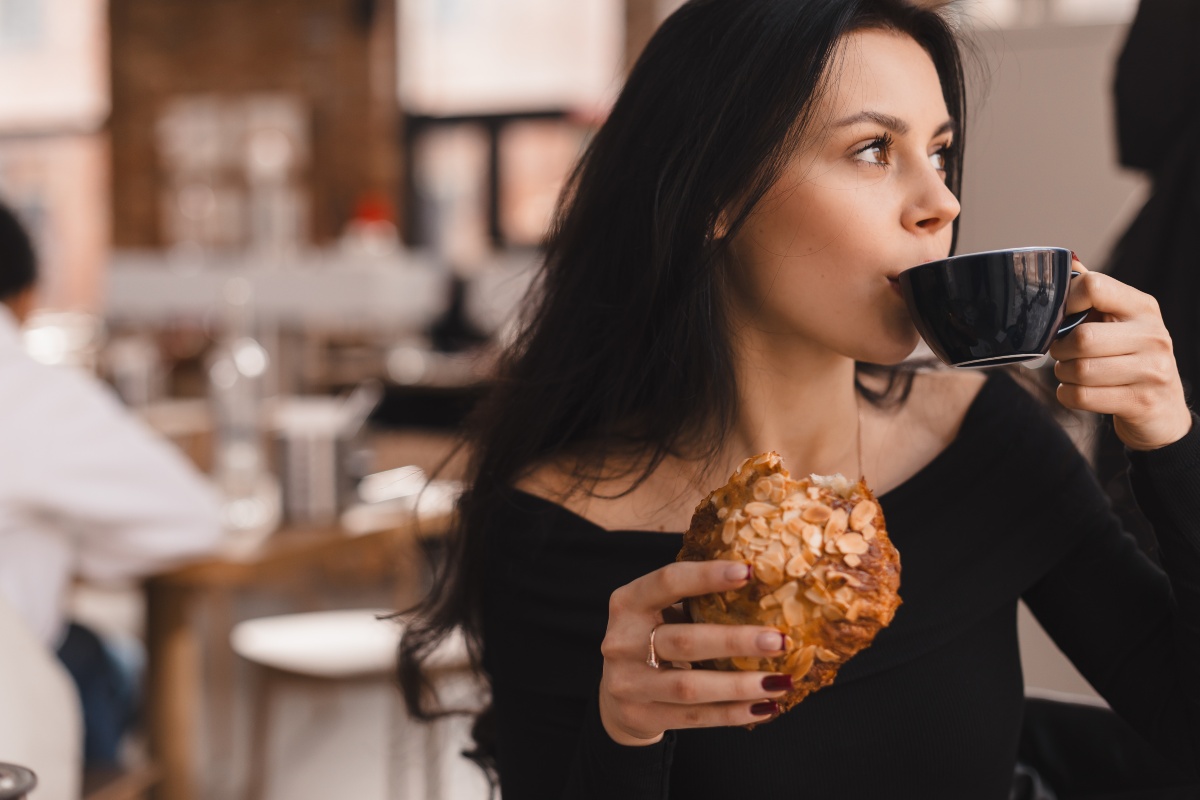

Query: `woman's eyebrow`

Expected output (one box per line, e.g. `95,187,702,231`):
832,110,955,138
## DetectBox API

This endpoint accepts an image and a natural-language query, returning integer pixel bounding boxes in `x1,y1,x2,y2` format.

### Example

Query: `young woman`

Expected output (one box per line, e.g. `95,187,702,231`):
399,1,1200,797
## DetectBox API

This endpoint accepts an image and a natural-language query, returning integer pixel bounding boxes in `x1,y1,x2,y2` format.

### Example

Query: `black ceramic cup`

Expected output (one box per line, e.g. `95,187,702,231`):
897,247,1088,368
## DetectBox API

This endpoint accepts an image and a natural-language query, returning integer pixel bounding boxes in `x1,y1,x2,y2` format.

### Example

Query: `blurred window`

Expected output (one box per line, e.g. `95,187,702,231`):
398,0,623,116
963,0,1138,27
0,0,42,50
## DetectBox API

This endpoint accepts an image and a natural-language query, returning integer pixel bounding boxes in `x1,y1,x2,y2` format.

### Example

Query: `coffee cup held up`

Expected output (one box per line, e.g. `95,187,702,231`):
897,247,1089,369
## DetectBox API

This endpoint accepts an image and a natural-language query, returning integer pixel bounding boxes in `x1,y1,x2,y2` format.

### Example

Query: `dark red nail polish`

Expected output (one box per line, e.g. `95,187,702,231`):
750,701,780,717
762,675,794,692
1070,250,1081,263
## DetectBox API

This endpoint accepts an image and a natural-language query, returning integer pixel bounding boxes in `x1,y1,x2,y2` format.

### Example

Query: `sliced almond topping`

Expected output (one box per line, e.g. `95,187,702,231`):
834,586,856,607
803,525,824,550
861,523,876,541
824,568,862,588
845,602,861,622
825,508,849,538
738,524,755,542
843,553,862,568
717,506,729,520
722,519,738,544
824,538,840,554
770,484,787,504
752,479,772,502
755,558,784,587
785,516,805,536
759,594,780,610
822,604,846,621
782,596,806,628
815,647,839,662
711,593,727,613
791,645,816,677
835,532,869,555
785,553,810,578
751,517,769,535
807,486,821,500
849,500,878,531
804,585,832,605
745,502,776,519
772,581,800,603
801,503,832,524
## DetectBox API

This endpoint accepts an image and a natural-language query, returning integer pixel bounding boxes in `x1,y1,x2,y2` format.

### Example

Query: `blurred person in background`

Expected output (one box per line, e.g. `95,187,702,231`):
1095,0,1200,562
0,200,222,768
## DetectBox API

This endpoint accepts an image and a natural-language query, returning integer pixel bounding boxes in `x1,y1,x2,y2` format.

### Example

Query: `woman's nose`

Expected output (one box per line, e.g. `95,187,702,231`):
903,169,960,236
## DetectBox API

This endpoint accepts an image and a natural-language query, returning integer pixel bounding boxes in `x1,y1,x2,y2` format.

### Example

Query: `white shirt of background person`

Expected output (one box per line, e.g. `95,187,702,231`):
0,303,223,650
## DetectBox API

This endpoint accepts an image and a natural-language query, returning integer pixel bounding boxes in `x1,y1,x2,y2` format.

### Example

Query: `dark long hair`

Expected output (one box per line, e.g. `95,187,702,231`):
398,0,967,778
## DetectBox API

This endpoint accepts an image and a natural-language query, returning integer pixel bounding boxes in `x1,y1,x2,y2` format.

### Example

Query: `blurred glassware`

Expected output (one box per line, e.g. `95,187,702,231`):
271,381,382,527
0,763,36,800
20,310,104,372
208,278,280,550
104,332,165,408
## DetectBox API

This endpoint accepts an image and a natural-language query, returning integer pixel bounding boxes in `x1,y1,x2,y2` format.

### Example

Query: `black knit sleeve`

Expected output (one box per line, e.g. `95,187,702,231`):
559,696,677,799
1023,416,1200,773
483,492,684,799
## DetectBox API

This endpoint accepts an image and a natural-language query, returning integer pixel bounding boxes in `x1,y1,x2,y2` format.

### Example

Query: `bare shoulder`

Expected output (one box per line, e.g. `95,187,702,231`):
515,455,698,532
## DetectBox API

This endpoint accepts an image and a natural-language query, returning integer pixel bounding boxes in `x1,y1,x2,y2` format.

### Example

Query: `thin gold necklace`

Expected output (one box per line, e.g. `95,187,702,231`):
855,393,865,481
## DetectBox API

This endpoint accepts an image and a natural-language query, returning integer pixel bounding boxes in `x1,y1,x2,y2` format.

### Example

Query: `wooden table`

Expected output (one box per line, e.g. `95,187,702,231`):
142,512,450,800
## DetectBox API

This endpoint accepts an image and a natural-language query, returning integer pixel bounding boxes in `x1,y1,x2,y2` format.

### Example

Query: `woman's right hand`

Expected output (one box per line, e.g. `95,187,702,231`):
598,560,796,746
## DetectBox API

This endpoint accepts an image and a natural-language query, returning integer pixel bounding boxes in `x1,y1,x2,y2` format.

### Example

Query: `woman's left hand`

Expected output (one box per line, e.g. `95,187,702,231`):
1050,256,1192,451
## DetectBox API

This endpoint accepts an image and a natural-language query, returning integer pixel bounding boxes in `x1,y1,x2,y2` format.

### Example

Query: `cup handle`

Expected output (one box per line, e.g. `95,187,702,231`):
1056,270,1090,337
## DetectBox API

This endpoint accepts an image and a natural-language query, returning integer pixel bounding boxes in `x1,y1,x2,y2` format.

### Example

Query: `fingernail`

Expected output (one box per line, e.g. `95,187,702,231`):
725,563,752,582
1070,250,1081,263
756,632,786,652
761,674,794,692
750,701,780,717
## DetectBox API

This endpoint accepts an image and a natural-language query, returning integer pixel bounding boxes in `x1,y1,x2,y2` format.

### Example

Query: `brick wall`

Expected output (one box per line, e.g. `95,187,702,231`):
109,0,399,248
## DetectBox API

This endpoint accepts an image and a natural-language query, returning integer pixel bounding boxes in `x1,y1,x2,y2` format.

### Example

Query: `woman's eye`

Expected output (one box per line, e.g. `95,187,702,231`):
930,149,947,172
854,138,890,166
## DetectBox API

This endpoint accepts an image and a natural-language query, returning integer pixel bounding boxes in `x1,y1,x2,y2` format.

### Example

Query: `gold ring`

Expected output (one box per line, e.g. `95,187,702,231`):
646,624,662,669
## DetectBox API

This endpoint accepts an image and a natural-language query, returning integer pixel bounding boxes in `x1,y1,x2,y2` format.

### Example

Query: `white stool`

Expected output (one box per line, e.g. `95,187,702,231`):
230,609,479,800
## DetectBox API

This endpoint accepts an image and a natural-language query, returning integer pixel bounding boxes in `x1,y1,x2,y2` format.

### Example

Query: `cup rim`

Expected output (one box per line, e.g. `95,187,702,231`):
903,246,1070,274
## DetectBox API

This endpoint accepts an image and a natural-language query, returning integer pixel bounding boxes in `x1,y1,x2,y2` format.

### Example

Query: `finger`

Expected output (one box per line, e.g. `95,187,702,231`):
638,668,795,706
1063,271,1159,322
652,698,782,730
1054,352,1174,389
613,561,751,618
652,622,788,663
1056,383,1146,417
1048,321,1138,362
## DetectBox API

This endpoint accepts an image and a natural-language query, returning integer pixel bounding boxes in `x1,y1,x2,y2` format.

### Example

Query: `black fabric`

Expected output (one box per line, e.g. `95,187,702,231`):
1096,0,1200,557
1017,699,1196,800
480,372,1200,799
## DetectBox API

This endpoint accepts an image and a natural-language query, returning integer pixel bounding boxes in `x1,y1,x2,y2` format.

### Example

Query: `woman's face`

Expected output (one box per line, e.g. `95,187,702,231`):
727,28,960,366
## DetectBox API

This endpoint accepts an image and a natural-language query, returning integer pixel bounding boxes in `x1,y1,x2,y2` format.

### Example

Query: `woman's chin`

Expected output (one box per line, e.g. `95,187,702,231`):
860,333,923,367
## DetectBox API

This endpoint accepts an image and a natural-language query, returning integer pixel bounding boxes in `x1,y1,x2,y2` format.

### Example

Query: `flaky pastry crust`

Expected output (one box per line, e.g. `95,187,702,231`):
677,452,901,718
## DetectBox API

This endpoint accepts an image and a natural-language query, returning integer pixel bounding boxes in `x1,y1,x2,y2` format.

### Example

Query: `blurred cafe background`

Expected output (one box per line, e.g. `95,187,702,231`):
0,0,1154,798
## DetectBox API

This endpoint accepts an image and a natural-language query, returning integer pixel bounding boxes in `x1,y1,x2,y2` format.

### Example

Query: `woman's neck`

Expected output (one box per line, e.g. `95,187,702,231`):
718,335,862,483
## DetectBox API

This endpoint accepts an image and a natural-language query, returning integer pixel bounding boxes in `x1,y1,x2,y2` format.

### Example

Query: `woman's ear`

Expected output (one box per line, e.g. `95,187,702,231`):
711,209,732,241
